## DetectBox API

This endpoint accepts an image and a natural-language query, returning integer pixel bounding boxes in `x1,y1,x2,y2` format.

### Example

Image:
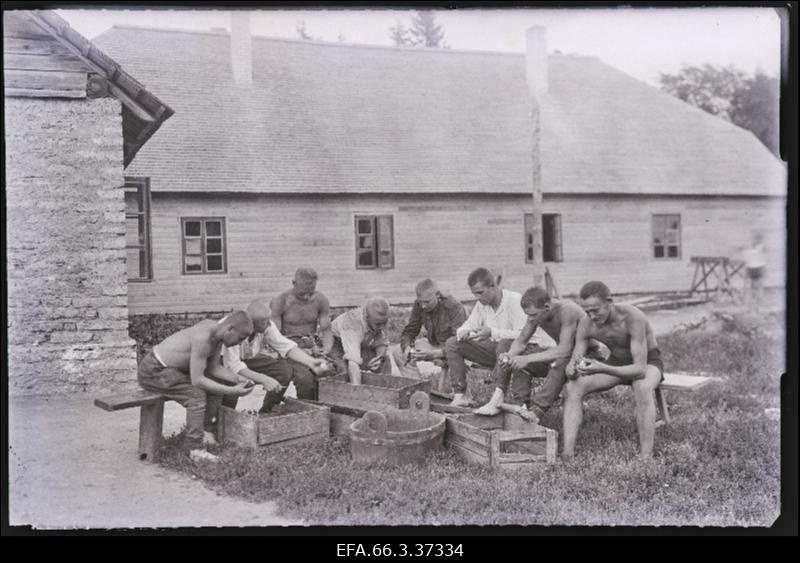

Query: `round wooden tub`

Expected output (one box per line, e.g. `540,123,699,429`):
349,391,445,464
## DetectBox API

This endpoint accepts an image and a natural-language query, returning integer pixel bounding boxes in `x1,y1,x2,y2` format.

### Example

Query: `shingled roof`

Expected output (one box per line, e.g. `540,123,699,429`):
5,12,173,167
93,25,785,196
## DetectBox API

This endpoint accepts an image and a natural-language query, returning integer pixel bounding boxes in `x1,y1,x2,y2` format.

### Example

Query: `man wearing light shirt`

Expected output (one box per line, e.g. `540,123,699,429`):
445,268,547,407
220,300,327,414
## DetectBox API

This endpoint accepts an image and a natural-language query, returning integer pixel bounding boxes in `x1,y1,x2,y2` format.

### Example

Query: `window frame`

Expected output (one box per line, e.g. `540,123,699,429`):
180,217,228,275
124,177,153,282
354,214,395,270
651,213,682,261
525,213,563,263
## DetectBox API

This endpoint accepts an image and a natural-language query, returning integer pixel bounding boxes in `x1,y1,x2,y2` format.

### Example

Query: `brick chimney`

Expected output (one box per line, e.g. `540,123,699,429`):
230,11,252,88
525,26,548,97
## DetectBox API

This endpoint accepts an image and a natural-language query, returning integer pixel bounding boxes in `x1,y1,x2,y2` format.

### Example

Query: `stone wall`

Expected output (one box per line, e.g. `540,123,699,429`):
6,97,138,395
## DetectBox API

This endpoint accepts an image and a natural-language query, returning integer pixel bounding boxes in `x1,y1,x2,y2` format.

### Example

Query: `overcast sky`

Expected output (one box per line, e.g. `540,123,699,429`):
55,6,783,86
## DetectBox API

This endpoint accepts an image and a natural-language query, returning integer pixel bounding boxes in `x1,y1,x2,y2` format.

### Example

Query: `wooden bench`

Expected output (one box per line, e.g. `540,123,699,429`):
655,373,715,426
94,390,169,462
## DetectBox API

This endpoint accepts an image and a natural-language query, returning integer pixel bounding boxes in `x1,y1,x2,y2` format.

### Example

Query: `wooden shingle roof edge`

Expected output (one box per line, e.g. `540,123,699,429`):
22,10,174,167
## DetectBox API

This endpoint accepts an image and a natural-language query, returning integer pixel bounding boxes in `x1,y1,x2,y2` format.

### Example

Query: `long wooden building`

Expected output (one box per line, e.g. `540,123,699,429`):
92,16,786,314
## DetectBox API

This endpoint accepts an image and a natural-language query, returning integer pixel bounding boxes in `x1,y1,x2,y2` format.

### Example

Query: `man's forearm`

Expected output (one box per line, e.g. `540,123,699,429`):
287,346,315,368
600,363,647,381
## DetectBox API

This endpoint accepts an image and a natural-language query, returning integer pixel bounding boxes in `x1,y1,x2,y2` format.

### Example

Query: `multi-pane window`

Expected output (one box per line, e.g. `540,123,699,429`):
124,177,152,281
525,213,563,263
652,214,681,259
355,215,394,269
181,218,226,274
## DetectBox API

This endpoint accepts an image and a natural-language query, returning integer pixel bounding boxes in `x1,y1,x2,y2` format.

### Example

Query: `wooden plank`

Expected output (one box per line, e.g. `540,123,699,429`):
4,68,86,92
4,52,88,72
330,412,358,436
5,86,85,98
219,406,258,449
3,37,74,56
445,417,492,448
498,453,546,464
489,432,501,469
446,434,490,465
301,398,367,418
138,401,164,462
94,390,164,411
660,373,715,392
545,428,557,463
497,429,549,442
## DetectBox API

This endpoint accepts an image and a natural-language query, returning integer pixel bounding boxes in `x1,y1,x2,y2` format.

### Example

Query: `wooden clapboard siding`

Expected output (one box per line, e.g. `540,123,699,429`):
128,192,786,314
3,23,90,98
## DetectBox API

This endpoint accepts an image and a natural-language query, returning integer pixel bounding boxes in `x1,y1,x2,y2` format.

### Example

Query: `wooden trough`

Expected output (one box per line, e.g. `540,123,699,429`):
445,411,558,468
218,397,330,449
349,391,445,465
318,372,429,413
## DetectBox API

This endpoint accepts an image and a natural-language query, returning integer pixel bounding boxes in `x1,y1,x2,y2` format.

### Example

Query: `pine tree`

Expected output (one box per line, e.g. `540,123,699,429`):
408,11,447,48
388,20,410,46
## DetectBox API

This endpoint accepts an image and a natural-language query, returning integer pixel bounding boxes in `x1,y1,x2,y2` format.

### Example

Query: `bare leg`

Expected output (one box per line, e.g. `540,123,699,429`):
562,373,622,458
631,366,662,458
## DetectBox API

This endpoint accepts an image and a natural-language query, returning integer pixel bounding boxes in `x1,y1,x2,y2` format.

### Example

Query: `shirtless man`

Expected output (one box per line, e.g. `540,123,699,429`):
270,268,333,399
562,281,664,459
138,311,255,461
475,286,584,420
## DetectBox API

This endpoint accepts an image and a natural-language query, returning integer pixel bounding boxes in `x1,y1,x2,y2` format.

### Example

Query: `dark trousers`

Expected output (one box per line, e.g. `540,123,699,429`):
328,336,390,377
137,351,208,449
444,336,502,394
493,339,567,412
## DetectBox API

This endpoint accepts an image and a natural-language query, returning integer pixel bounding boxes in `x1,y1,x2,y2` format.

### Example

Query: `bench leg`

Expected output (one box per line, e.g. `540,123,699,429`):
655,387,670,426
138,401,164,462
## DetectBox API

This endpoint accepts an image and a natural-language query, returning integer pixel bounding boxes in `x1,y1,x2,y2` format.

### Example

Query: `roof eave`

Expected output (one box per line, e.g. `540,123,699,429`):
24,11,174,167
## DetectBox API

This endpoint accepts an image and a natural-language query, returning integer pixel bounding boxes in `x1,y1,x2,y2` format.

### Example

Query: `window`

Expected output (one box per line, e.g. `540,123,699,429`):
181,217,226,274
355,215,394,269
124,177,152,281
525,213,563,263
652,214,681,259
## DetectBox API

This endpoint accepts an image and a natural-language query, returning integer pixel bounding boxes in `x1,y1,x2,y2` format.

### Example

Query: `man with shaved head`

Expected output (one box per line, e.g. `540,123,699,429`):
270,268,333,399
138,311,255,461
220,300,328,414
391,279,467,381
329,297,392,385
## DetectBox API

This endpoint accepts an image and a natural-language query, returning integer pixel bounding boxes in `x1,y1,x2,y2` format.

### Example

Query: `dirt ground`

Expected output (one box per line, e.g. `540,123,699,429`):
8,394,302,529
7,293,783,529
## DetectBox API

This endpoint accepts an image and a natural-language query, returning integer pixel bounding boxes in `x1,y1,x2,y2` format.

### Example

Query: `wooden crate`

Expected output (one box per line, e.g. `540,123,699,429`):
218,397,330,449
300,399,367,437
445,412,558,468
317,372,429,413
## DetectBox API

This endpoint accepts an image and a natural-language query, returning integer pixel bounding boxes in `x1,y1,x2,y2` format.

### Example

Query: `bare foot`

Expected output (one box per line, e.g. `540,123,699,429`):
449,394,473,408
190,449,220,463
202,431,219,447
474,403,501,416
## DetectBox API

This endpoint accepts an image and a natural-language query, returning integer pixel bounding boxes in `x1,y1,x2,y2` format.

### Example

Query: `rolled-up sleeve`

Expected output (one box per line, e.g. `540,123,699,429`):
264,324,298,358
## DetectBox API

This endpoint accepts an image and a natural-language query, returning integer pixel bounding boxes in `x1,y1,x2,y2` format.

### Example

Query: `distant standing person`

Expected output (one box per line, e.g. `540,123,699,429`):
742,233,767,309
563,281,664,459
138,311,255,461
391,278,467,381
271,268,333,399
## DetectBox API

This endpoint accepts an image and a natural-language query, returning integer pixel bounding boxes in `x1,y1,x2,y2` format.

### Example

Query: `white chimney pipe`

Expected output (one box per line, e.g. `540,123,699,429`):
230,12,252,88
525,27,548,97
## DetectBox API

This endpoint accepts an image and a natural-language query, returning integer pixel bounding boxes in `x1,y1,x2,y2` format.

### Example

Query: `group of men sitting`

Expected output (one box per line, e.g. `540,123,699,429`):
138,267,664,462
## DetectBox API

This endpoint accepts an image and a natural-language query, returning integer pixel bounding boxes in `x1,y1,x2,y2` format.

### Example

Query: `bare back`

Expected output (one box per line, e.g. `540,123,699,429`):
540,300,584,344
154,320,221,372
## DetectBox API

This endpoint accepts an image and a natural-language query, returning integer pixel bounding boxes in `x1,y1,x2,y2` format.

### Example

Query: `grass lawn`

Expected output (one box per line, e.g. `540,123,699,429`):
157,309,783,526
